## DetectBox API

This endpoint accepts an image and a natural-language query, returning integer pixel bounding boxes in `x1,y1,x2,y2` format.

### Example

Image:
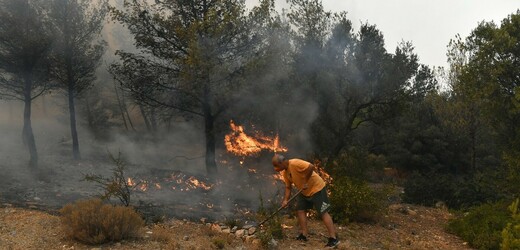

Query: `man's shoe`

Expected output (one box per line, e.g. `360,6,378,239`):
296,233,308,241
325,237,339,248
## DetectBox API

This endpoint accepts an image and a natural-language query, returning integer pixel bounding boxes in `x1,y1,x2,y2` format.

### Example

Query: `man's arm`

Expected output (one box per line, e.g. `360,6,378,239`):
282,185,292,207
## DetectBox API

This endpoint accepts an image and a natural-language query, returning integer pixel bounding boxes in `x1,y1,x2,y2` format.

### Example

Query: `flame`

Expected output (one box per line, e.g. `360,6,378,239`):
224,120,287,156
127,172,214,193
186,176,212,191
127,177,135,187
313,159,333,184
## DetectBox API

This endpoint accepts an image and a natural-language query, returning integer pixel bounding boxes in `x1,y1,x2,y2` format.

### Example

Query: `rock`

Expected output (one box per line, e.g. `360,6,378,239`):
231,226,238,233
235,229,245,237
183,235,189,241
248,227,256,235
211,224,222,232
245,235,256,243
222,228,231,234
268,239,278,248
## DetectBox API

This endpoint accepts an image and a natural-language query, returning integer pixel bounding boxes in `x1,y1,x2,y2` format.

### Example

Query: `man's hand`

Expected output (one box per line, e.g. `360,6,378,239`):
281,199,289,208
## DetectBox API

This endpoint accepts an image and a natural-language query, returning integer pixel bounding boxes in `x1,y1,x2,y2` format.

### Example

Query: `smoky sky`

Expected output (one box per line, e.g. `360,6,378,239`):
244,0,520,69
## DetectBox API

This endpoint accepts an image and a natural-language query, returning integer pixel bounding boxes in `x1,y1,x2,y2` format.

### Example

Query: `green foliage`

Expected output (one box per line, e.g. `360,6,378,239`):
447,201,511,250
329,176,390,224
501,199,520,250
327,147,384,181
84,152,131,206
212,237,227,249
60,198,144,245
403,171,505,209
257,215,284,248
403,172,455,207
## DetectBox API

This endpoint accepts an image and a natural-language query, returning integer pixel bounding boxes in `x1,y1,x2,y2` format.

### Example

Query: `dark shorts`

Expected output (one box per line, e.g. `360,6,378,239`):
296,187,331,216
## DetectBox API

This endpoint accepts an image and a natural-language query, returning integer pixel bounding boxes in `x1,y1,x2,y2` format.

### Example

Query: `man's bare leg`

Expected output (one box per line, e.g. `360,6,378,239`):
321,212,337,238
297,210,308,235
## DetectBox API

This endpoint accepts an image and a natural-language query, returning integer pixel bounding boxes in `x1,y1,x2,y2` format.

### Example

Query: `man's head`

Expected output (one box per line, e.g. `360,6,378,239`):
272,154,286,172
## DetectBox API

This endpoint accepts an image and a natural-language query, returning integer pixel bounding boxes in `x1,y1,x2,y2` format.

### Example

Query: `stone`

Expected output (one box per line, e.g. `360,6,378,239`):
245,235,256,243
248,227,256,235
235,229,245,237
211,224,222,232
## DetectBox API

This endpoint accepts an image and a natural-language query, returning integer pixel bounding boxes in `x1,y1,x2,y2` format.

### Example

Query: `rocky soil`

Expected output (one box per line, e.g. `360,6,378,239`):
0,202,473,250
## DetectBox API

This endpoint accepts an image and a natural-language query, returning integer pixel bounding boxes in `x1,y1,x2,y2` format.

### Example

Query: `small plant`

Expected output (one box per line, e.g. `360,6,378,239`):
212,237,226,249
256,191,285,248
60,198,144,245
501,198,520,250
447,201,511,250
223,217,243,229
84,152,131,206
329,176,390,223
257,215,284,248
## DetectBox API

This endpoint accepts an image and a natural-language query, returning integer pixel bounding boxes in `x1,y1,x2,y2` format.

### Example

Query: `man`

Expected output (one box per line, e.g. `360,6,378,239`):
272,154,339,248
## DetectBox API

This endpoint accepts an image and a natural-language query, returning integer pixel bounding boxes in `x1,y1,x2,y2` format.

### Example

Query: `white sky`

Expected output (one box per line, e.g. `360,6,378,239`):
245,0,520,69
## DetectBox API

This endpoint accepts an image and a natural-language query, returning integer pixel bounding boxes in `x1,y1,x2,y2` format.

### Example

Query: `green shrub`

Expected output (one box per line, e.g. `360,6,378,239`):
329,176,390,223
212,237,227,249
327,147,383,181
447,201,511,250
403,172,456,207
501,198,520,250
403,171,504,209
257,215,284,248
60,198,144,245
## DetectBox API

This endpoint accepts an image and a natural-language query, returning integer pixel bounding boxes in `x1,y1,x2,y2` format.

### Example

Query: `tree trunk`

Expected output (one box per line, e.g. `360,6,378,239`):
113,80,129,131
138,104,152,132
203,86,217,176
22,76,38,168
68,83,80,160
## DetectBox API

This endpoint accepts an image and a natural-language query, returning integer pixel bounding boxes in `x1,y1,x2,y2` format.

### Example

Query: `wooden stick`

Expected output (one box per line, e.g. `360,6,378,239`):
258,189,303,226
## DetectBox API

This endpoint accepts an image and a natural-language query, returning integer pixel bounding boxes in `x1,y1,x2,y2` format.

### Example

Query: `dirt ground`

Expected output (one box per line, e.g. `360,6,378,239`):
0,202,473,250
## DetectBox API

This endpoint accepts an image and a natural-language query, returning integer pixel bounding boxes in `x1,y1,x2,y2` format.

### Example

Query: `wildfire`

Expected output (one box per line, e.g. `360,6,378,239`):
127,172,213,193
224,120,287,156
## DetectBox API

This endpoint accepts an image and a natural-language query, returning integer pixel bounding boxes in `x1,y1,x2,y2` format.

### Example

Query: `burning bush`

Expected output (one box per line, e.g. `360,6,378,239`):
60,198,144,245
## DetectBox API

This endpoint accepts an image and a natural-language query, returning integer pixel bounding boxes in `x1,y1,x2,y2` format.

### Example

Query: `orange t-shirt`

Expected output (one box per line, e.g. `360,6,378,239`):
282,159,326,197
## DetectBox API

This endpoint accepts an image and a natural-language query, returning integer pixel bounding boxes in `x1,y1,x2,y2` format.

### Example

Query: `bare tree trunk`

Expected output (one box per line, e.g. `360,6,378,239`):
22,76,38,168
138,104,152,132
203,85,217,176
68,83,80,160
120,90,135,131
113,80,129,131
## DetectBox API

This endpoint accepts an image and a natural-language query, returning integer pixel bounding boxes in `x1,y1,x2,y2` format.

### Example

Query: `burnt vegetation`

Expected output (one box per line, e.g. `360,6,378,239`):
0,0,520,248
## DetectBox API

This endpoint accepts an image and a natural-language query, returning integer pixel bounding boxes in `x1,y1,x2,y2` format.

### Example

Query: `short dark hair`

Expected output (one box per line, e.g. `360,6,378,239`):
272,154,285,164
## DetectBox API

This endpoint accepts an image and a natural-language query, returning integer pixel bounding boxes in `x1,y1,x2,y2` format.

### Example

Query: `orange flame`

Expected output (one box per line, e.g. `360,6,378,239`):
127,177,135,187
224,120,287,156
